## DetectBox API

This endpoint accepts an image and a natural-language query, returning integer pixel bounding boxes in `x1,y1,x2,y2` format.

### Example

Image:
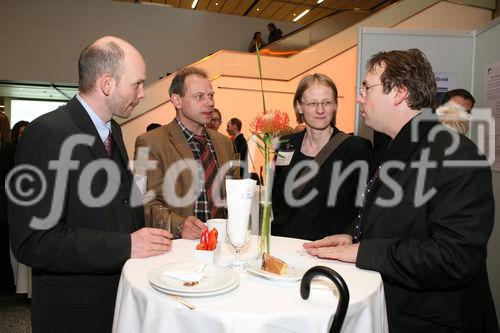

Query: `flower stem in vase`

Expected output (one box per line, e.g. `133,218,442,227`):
259,201,272,256
259,139,273,256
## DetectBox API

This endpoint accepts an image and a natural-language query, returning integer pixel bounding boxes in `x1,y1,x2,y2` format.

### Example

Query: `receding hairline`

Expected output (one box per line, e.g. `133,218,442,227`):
92,36,143,61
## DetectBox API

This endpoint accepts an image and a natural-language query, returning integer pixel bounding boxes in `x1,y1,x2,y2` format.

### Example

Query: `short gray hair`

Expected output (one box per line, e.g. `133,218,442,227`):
169,67,208,97
78,41,125,94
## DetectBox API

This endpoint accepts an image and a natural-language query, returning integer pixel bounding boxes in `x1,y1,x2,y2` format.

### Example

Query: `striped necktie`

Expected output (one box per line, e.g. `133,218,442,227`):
193,134,224,219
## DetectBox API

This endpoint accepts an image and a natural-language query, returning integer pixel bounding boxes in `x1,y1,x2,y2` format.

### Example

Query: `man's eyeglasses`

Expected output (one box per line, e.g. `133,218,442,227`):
358,83,384,98
301,100,336,111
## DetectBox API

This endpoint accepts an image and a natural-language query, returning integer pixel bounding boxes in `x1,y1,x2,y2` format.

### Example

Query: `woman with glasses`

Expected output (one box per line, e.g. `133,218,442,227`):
271,73,373,241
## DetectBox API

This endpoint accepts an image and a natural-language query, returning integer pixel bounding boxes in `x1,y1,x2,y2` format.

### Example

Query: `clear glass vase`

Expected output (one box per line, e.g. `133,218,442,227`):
258,201,272,256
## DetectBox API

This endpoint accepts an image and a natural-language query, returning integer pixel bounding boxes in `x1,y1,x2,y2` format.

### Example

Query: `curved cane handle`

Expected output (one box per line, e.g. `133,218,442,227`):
300,266,350,333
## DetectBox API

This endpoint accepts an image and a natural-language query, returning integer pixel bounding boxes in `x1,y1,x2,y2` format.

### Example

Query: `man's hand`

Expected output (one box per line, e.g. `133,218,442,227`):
180,216,206,239
303,234,353,249
307,243,359,263
130,227,173,258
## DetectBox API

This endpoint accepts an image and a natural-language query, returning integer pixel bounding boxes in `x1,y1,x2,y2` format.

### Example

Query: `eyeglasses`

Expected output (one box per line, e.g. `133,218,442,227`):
301,100,336,111
358,83,384,98
210,118,221,123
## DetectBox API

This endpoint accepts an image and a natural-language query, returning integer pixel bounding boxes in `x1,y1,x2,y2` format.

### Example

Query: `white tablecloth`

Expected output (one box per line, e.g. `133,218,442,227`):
113,236,387,333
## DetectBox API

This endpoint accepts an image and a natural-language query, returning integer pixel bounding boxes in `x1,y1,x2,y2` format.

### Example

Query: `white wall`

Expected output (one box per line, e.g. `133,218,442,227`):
472,16,500,324
0,0,300,85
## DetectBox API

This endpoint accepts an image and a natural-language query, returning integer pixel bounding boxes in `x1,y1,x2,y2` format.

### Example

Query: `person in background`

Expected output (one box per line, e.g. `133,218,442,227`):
436,100,470,135
0,112,9,144
305,49,498,332
206,108,222,131
267,23,283,44
1,120,31,201
8,36,172,333
440,88,475,113
226,117,248,177
249,31,264,53
0,120,30,297
0,112,13,296
435,88,475,135
135,67,237,239
272,73,373,241
146,123,161,132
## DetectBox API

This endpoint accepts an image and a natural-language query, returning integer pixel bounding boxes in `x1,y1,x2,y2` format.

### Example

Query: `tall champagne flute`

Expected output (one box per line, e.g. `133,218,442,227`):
226,214,250,269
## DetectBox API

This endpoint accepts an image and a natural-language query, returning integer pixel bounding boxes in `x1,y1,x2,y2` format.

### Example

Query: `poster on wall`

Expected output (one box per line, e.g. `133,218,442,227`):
483,60,500,172
434,72,457,105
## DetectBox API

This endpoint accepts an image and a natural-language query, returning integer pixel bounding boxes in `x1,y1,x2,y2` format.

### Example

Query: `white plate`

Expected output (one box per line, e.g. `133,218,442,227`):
246,258,305,282
151,279,240,298
148,262,239,294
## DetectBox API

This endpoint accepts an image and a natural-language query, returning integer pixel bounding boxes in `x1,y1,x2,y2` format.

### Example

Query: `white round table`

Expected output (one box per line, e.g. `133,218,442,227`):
113,236,387,333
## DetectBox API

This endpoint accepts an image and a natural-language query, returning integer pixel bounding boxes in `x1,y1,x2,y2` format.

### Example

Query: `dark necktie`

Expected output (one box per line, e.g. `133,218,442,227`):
193,135,223,219
104,131,113,156
352,166,380,243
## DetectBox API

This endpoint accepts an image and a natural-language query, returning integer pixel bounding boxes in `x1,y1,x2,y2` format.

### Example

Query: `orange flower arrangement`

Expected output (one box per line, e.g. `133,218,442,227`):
250,110,290,135
250,110,289,255
250,44,290,256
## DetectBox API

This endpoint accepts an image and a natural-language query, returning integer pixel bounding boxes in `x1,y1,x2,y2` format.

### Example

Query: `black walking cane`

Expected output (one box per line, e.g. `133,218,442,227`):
300,266,350,333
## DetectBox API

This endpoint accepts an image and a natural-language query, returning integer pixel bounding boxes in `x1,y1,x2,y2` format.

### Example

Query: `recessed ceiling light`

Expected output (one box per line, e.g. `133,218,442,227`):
191,0,198,9
215,2,218,5
293,9,310,22
257,8,260,11
293,13,296,16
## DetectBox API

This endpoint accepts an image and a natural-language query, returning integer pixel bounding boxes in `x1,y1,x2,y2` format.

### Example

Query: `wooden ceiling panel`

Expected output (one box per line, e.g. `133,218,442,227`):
283,4,312,22
233,0,255,16
207,0,226,12
245,0,271,18
301,7,333,25
322,0,352,10
254,0,273,18
219,0,240,14
165,0,181,6
273,2,300,21
259,0,285,19
196,0,211,10
346,0,367,9
361,0,387,10
112,0,391,21
179,0,192,9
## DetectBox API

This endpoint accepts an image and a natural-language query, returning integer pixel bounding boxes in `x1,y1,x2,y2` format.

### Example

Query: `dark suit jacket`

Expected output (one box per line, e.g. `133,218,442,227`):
8,97,144,333
233,133,247,162
355,113,498,332
233,133,247,177
272,128,373,240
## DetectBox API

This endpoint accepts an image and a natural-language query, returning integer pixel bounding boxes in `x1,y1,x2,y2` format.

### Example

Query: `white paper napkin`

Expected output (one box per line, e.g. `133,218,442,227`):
162,262,206,282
